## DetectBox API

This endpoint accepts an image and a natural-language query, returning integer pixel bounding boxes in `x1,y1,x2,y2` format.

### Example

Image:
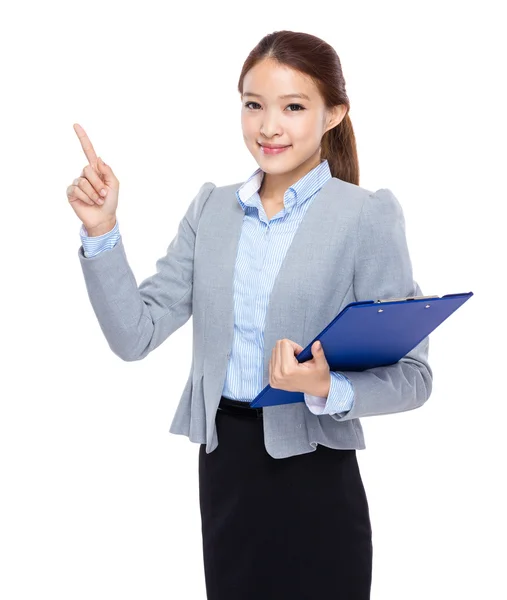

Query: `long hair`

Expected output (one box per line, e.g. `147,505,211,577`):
237,30,359,186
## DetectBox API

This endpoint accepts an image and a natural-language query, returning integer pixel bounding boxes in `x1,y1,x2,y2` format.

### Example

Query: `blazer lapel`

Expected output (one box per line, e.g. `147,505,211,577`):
261,177,337,386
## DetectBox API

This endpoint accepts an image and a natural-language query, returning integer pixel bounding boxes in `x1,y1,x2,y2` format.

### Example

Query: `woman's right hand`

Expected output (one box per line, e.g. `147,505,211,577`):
67,123,120,234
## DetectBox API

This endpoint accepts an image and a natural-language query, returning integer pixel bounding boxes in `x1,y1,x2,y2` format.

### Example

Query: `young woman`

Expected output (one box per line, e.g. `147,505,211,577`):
68,30,432,600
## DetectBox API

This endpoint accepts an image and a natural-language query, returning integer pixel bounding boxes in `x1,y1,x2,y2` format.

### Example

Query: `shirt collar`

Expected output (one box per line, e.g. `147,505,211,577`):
235,158,332,214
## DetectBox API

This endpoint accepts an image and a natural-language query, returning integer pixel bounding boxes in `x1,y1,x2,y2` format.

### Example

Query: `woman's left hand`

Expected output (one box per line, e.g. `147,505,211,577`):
269,339,331,397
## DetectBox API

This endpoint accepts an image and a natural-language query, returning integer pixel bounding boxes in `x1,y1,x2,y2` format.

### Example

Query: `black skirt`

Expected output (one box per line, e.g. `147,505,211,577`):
198,397,373,600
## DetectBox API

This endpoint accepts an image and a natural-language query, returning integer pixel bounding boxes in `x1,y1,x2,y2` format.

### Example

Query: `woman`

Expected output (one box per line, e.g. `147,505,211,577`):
68,30,432,600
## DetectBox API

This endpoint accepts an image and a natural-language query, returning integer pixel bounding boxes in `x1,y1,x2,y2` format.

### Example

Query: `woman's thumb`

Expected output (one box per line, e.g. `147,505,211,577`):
97,157,114,182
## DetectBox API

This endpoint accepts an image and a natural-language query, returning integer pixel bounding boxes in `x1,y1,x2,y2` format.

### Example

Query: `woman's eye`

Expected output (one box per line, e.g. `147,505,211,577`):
244,101,305,112
286,103,304,112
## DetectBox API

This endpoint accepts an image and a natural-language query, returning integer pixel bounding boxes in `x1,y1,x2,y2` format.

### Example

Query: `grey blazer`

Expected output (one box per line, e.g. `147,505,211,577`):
78,176,432,459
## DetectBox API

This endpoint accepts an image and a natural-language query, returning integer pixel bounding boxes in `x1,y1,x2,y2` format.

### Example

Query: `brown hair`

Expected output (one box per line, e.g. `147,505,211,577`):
237,30,360,186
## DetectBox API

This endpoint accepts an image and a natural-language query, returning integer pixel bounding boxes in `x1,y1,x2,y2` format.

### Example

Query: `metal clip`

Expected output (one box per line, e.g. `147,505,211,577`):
376,294,440,303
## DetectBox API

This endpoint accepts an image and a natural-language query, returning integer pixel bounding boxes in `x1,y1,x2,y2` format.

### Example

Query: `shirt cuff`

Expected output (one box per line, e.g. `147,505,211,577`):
80,219,121,258
304,372,355,416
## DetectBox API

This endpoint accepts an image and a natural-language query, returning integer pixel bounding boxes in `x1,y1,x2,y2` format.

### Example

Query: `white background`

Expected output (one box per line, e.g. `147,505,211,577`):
1,0,505,598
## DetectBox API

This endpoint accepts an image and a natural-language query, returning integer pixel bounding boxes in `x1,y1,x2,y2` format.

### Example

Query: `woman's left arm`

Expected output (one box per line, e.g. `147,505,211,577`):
329,188,433,422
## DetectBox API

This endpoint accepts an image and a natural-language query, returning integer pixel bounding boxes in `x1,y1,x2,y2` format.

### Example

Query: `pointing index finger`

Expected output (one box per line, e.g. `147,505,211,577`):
73,123,98,167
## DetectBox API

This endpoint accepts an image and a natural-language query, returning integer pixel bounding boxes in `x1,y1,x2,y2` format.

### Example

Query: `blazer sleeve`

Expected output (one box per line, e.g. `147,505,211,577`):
329,188,433,422
77,181,216,362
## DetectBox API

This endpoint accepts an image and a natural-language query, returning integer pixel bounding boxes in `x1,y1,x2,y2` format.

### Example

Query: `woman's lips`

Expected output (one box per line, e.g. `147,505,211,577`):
258,143,291,155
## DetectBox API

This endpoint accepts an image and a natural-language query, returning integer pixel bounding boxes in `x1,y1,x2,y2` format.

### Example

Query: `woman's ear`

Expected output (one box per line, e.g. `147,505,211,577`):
326,104,347,132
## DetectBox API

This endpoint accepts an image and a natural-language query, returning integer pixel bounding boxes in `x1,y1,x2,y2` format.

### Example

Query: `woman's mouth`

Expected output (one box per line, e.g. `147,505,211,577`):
258,143,291,155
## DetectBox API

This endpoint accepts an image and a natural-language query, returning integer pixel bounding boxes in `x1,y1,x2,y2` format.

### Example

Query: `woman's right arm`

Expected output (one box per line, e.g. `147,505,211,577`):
68,123,216,362
77,181,215,362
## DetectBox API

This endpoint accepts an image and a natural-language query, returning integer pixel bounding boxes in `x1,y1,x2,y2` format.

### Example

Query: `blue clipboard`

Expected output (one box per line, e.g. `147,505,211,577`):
249,291,473,408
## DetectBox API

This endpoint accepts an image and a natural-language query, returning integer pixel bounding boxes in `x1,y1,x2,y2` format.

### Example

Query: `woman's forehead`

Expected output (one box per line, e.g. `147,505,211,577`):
243,62,318,100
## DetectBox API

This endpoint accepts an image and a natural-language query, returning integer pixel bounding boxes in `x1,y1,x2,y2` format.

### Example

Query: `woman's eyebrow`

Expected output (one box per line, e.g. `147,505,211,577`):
242,92,311,101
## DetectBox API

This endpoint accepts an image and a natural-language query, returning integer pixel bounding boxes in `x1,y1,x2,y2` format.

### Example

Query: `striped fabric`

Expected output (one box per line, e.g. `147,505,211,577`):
80,219,120,256
80,159,354,416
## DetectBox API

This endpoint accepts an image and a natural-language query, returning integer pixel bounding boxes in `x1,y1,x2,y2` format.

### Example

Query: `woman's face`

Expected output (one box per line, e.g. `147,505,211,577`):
241,58,345,178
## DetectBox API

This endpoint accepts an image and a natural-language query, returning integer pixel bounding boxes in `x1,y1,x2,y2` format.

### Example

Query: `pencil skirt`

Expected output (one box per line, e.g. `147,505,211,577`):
198,397,373,600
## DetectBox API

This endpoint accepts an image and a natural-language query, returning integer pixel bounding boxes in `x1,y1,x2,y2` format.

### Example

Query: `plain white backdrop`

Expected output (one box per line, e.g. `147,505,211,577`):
1,0,505,598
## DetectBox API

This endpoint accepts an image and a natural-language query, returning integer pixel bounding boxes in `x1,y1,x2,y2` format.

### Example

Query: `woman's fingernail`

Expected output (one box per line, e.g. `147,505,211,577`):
100,189,107,196
97,198,104,205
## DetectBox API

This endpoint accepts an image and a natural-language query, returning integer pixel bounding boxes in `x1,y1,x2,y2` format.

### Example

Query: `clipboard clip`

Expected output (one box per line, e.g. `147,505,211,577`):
375,294,440,303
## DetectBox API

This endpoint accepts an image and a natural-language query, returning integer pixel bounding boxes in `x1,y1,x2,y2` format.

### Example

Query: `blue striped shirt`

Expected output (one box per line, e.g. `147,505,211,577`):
80,159,354,416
